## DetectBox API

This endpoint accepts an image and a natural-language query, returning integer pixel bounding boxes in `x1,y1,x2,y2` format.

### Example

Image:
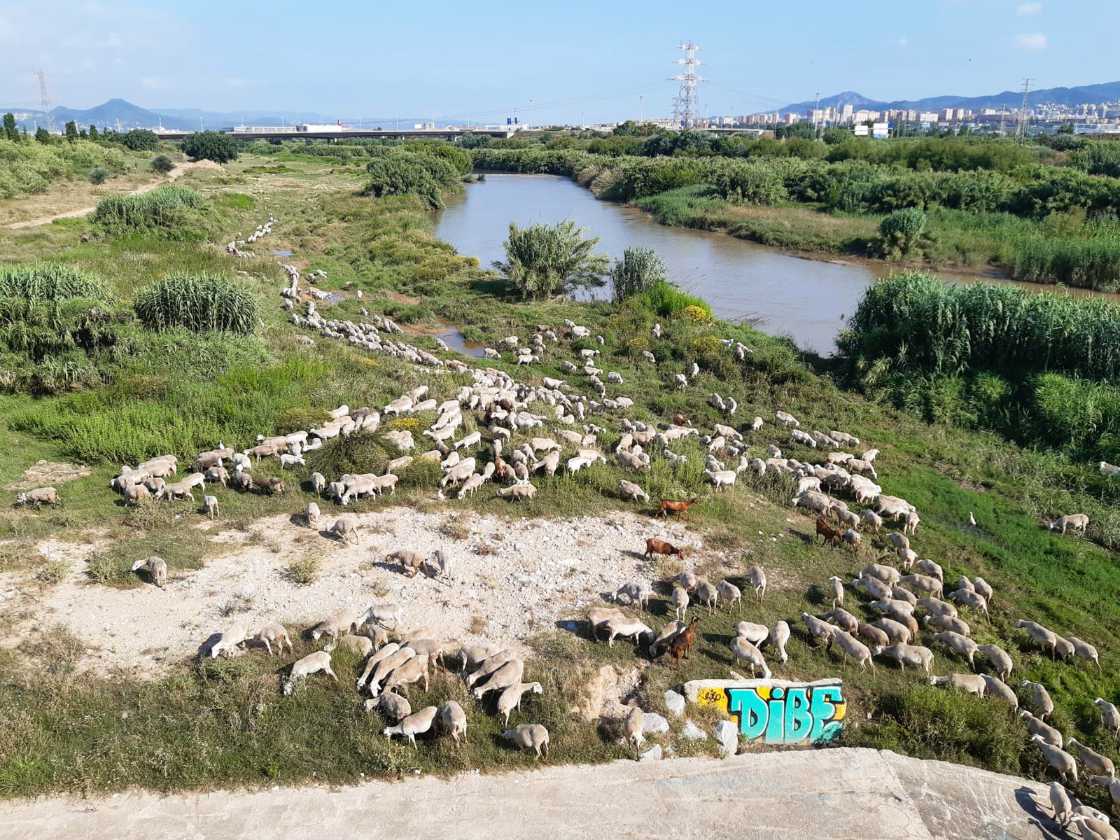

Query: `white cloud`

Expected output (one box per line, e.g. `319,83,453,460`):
1015,32,1048,49
1016,2,1042,15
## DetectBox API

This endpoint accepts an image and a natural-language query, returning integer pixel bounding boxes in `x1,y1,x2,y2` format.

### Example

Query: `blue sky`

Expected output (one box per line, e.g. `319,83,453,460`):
3,0,1118,121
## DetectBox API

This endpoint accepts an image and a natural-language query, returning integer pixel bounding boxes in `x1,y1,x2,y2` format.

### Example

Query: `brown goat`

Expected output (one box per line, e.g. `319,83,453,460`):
645,537,686,560
816,516,842,547
668,618,700,663
659,498,697,518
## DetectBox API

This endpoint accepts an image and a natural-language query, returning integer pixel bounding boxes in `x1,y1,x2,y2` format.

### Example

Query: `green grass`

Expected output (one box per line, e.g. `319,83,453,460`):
0,149,1117,810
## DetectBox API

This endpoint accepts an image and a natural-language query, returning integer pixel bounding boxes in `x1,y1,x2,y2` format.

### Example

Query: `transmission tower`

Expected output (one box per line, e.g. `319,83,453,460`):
35,69,52,131
1017,77,1032,139
670,41,703,129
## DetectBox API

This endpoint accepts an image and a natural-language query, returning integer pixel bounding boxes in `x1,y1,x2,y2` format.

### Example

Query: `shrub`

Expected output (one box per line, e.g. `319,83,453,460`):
878,208,928,258
120,130,159,152
88,166,108,185
134,274,257,334
365,155,442,207
150,154,175,174
285,556,320,586
637,280,713,319
181,131,239,163
493,221,610,299
610,247,667,302
0,263,109,300
92,185,204,235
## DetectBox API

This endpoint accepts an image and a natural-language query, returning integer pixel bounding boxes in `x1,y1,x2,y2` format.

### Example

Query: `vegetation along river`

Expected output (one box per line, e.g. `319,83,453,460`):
437,173,1117,356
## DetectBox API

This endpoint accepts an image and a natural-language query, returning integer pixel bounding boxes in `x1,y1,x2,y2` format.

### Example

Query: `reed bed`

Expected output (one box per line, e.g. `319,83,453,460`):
134,273,257,335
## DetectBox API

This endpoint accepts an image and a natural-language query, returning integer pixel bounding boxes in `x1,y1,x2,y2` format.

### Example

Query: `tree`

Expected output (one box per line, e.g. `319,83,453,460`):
34,127,49,144
181,131,239,163
88,166,108,185
88,125,99,140
120,129,158,151
2,113,18,142
611,247,667,302
493,221,610,299
64,120,78,142
150,154,175,174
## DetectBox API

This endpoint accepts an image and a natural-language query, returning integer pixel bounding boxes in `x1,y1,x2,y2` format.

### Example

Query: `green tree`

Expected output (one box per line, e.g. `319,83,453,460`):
2,112,18,141
88,125,99,140
34,127,49,144
120,129,158,151
493,221,610,299
611,247,668,302
88,166,109,185
64,120,78,142
181,131,239,163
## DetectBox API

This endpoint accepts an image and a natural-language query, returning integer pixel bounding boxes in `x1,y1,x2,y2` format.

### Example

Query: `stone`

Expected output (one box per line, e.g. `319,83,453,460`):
663,690,686,718
638,745,662,762
641,712,669,735
714,720,738,757
681,720,707,741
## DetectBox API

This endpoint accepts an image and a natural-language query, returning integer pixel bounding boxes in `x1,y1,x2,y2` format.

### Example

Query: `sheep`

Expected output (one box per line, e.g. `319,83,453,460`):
502,723,550,759
623,706,645,755
473,658,525,700
1016,620,1059,657
334,634,374,657
327,515,359,545
467,649,519,688
279,453,305,469
383,655,431,697
694,580,718,614
802,612,835,646
828,629,874,670
618,480,649,503
604,618,653,648
435,700,468,744
15,486,59,507
861,510,883,532
913,558,943,582
736,621,769,646
671,586,689,621
355,643,402,690
854,575,892,601
872,643,934,674
862,563,901,585
923,612,971,637
369,691,412,723
1068,811,1116,840
384,706,439,748
842,529,862,551
745,565,767,601
930,631,978,666
1021,710,1063,748
496,682,543,726
1070,636,1102,671
209,621,249,658
309,608,362,642
1095,698,1120,736
387,549,426,578
981,675,1019,710
857,622,890,649
730,637,771,678
976,644,1013,682
365,648,417,697
972,577,994,605
282,651,338,696
129,555,167,587
871,618,912,645
123,482,154,505
1033,736,1079,783
497,483,537,502
304,502,321,529
202,494,219,519
948,588,988,616
769,620,790,663
1022,680,1055,719
717,579,742,613
1047,513,1089,536
917,596,957,618
1069,739,1116,778
929,673,985,697
252,622,293,656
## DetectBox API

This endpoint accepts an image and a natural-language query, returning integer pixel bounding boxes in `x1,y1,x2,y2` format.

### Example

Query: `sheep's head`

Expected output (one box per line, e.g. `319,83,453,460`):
281,678,295,697
130,559,147,572
14,493,27,506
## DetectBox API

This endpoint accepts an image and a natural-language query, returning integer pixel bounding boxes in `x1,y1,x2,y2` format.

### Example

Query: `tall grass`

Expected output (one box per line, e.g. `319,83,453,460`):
841,272,1120,382
0,263,109,300
92,185,204,235
1010,232,1120,290
637,280,712,319
134,273,257,335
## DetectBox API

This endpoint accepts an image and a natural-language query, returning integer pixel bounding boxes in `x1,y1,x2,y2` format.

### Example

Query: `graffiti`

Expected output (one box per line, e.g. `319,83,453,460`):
688,679,845,745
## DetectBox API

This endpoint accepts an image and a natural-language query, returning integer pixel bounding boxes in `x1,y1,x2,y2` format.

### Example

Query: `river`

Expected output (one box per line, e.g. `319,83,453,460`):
435,173,1105,355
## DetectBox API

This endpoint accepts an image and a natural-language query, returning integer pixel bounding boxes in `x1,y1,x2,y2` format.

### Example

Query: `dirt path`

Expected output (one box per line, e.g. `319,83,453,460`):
2,508,719,677
0,748,1058,840
5,160,222,230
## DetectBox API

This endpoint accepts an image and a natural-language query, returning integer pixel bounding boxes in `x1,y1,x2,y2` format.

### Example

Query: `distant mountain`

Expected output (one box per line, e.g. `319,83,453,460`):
775,81,1120,115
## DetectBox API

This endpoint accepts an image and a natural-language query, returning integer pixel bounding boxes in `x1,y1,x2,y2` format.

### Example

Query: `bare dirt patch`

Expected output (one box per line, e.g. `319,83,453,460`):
5,460,91,491
0,508,715,678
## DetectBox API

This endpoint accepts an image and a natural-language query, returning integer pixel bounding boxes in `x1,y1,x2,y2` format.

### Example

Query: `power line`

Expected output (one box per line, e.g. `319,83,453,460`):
670,41,703,128
1017,77,1032,139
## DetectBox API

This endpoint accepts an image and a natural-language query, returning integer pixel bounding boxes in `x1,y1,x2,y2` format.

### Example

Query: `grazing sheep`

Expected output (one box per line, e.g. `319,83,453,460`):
123,483,152,505
872,643,934,674
623,706,645,755
802,612,835,646
1095,698,1120,736
604,618,653,648
857,622,890,649
1022,680,1055,719
694,580,718,614
15,486,59,507
497,682,543,726
1047,513,1089,536
502,723,550,759
438,701,468,743
828,629,874,670
355,643,402,690
948,588,988,616
252,622,293,656
923,612,971,637
862,563,901,585
209,621,248,658
730,637,771,678
1070,637,1102,671
202,494,219,519
328,515,359,544
618,480,649,503
384,706,439,748
980,674,1019,709
614,581,652,610
671,586,689,621
976,644,1013,682
717,579,742,613
497,483,537,502
745,565,767,601
279,453,305,469
929,673,985,697
769,620,790,663
1021,710,1063,748
930,631,978,666
1068,739,1116,778
861,510,883,532
383,656,430,697
371,691,412,722
1016,620,1059,657
1033,736,1078,783
282,651,338,696
335,634,374,657
130,555,167,588
736,622,769,646
871,618,912,645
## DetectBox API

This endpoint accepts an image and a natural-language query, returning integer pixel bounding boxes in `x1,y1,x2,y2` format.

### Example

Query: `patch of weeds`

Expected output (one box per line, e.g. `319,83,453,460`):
123,500,175,530
34,558,70,585
85,552,131,586
439,515,472,541
468,613,488,635
17,625,86,676
285,555,320,586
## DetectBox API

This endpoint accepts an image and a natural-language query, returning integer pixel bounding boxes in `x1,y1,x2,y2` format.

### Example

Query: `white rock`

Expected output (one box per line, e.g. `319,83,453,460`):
641,712,670,735
714,720,738,757
664,690,686,718
681,720,708,741
638,744,662,762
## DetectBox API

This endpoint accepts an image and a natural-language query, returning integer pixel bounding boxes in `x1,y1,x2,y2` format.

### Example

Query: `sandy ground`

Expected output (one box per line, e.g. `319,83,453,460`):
5,159,222,229
0,748,1058,840
3,508,720,677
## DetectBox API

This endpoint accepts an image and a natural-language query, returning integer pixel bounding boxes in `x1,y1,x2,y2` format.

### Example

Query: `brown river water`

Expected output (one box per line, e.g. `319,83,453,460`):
436,174,1116,355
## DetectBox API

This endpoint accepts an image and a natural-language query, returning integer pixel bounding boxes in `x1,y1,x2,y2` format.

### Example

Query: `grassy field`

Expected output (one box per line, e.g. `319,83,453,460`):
0,147,1118,809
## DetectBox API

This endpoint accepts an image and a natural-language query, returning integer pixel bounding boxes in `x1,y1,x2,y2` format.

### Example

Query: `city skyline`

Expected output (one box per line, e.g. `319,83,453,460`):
3,0,1120,124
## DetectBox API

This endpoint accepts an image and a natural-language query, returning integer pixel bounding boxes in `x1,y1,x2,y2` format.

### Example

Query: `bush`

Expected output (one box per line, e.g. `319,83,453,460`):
120,130,159,152
134,274,257,334
637,280,713,319
181,131,239,164
150,154,175,174
493,221,610,299
88,166,108,185
92,185,204,235
878,208,928,258
610,247,667,302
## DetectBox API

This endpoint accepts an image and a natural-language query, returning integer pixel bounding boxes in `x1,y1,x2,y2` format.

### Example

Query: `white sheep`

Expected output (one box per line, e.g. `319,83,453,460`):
439,701,468,743
252,622,293,656
730,637,771,678
717,579,742,613
130,555,167,588
282,651,338,695
202,494,219,519
208,621,248,658
1033,735,1078,783
306,502,321,528
384,706,439,748
502,723,550,759
496,681,543,725
328,515,360,544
